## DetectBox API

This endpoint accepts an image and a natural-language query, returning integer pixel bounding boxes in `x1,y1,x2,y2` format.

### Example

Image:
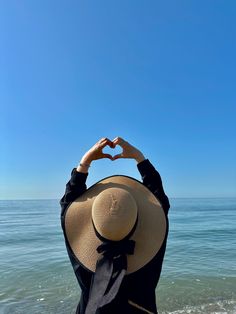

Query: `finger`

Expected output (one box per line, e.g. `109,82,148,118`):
112,136,123,142
99,137,114,146
98,137,107,144
106,138,114,147
100,139,113,149
101,153,113,160
112,137,126,147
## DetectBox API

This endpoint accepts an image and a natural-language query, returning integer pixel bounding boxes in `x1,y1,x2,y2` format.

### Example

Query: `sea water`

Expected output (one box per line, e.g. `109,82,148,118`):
0,198,235,313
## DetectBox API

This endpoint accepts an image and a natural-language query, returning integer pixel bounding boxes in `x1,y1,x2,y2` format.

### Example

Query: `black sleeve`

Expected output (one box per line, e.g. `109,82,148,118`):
137,159,170,215
60,168,88,219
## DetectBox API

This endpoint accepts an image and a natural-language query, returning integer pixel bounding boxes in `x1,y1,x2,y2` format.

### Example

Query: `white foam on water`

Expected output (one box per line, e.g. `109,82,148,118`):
36,298,45,302
161,300,236,314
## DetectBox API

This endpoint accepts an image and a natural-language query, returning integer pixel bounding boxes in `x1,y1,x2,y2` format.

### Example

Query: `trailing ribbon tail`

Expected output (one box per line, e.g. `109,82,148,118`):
85,240,135,314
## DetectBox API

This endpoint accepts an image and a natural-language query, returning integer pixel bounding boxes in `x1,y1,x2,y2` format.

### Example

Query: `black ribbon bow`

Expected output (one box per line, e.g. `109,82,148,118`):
85,239,135,314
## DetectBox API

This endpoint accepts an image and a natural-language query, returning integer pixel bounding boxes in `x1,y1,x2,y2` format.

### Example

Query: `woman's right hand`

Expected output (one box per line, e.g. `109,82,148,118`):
112,137,145,163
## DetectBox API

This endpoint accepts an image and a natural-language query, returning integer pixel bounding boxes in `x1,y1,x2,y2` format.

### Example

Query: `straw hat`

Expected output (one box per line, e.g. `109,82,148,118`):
64,175,167,274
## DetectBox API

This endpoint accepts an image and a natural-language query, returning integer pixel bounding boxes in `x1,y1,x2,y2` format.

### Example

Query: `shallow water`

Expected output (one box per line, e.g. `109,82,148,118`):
0,198,235,313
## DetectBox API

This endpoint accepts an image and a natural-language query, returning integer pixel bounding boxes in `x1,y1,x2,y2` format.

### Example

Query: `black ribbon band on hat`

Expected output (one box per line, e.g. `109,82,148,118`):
84,216,138,314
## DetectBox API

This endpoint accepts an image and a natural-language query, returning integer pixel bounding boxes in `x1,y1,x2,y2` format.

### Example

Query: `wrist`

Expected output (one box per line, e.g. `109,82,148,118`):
135,153,145,164
76,163,90,173
76,157,92,173
80,160,92,167
80,155,93,165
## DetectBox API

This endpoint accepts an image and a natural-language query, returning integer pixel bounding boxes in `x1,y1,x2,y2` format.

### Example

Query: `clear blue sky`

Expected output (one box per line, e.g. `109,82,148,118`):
1,1,236,199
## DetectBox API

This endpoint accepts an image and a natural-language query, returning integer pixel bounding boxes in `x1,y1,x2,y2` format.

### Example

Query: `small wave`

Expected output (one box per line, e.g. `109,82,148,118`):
161,299,236,314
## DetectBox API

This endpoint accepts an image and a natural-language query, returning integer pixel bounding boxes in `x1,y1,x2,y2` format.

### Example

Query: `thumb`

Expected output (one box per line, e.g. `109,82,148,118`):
112,153,124,160
102,153,113,160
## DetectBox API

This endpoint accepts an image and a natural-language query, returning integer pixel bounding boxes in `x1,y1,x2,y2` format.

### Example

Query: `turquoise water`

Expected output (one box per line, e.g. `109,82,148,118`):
0,198,235,313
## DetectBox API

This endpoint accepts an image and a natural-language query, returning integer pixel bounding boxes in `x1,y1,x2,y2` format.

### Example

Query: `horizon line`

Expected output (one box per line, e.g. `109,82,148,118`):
1,196,236,201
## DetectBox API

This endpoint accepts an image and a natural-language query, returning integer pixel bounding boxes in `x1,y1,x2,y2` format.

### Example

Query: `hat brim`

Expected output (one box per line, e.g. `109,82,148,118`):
64,175,167,274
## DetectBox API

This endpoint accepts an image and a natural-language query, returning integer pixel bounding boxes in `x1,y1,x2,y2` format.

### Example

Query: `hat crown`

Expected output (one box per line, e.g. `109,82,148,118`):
65,175,167,274
92,187,138,241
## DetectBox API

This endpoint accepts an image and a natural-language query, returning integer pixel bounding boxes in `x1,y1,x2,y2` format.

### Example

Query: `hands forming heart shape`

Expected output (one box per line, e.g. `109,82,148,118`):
80,137,145,165
100,137,127,161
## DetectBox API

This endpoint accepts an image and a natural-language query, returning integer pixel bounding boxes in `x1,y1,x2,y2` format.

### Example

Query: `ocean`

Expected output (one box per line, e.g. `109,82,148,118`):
0,198,235,314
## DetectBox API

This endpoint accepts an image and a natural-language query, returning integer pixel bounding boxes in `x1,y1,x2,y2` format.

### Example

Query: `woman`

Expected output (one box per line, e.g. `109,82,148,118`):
60,137,170,314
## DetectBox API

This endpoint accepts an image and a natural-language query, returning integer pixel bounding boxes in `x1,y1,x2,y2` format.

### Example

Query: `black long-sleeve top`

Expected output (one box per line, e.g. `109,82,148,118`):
60,159,170,314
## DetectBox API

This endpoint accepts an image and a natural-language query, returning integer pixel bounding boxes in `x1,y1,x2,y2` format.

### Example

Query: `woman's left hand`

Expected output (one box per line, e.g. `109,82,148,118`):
80,137,114,165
